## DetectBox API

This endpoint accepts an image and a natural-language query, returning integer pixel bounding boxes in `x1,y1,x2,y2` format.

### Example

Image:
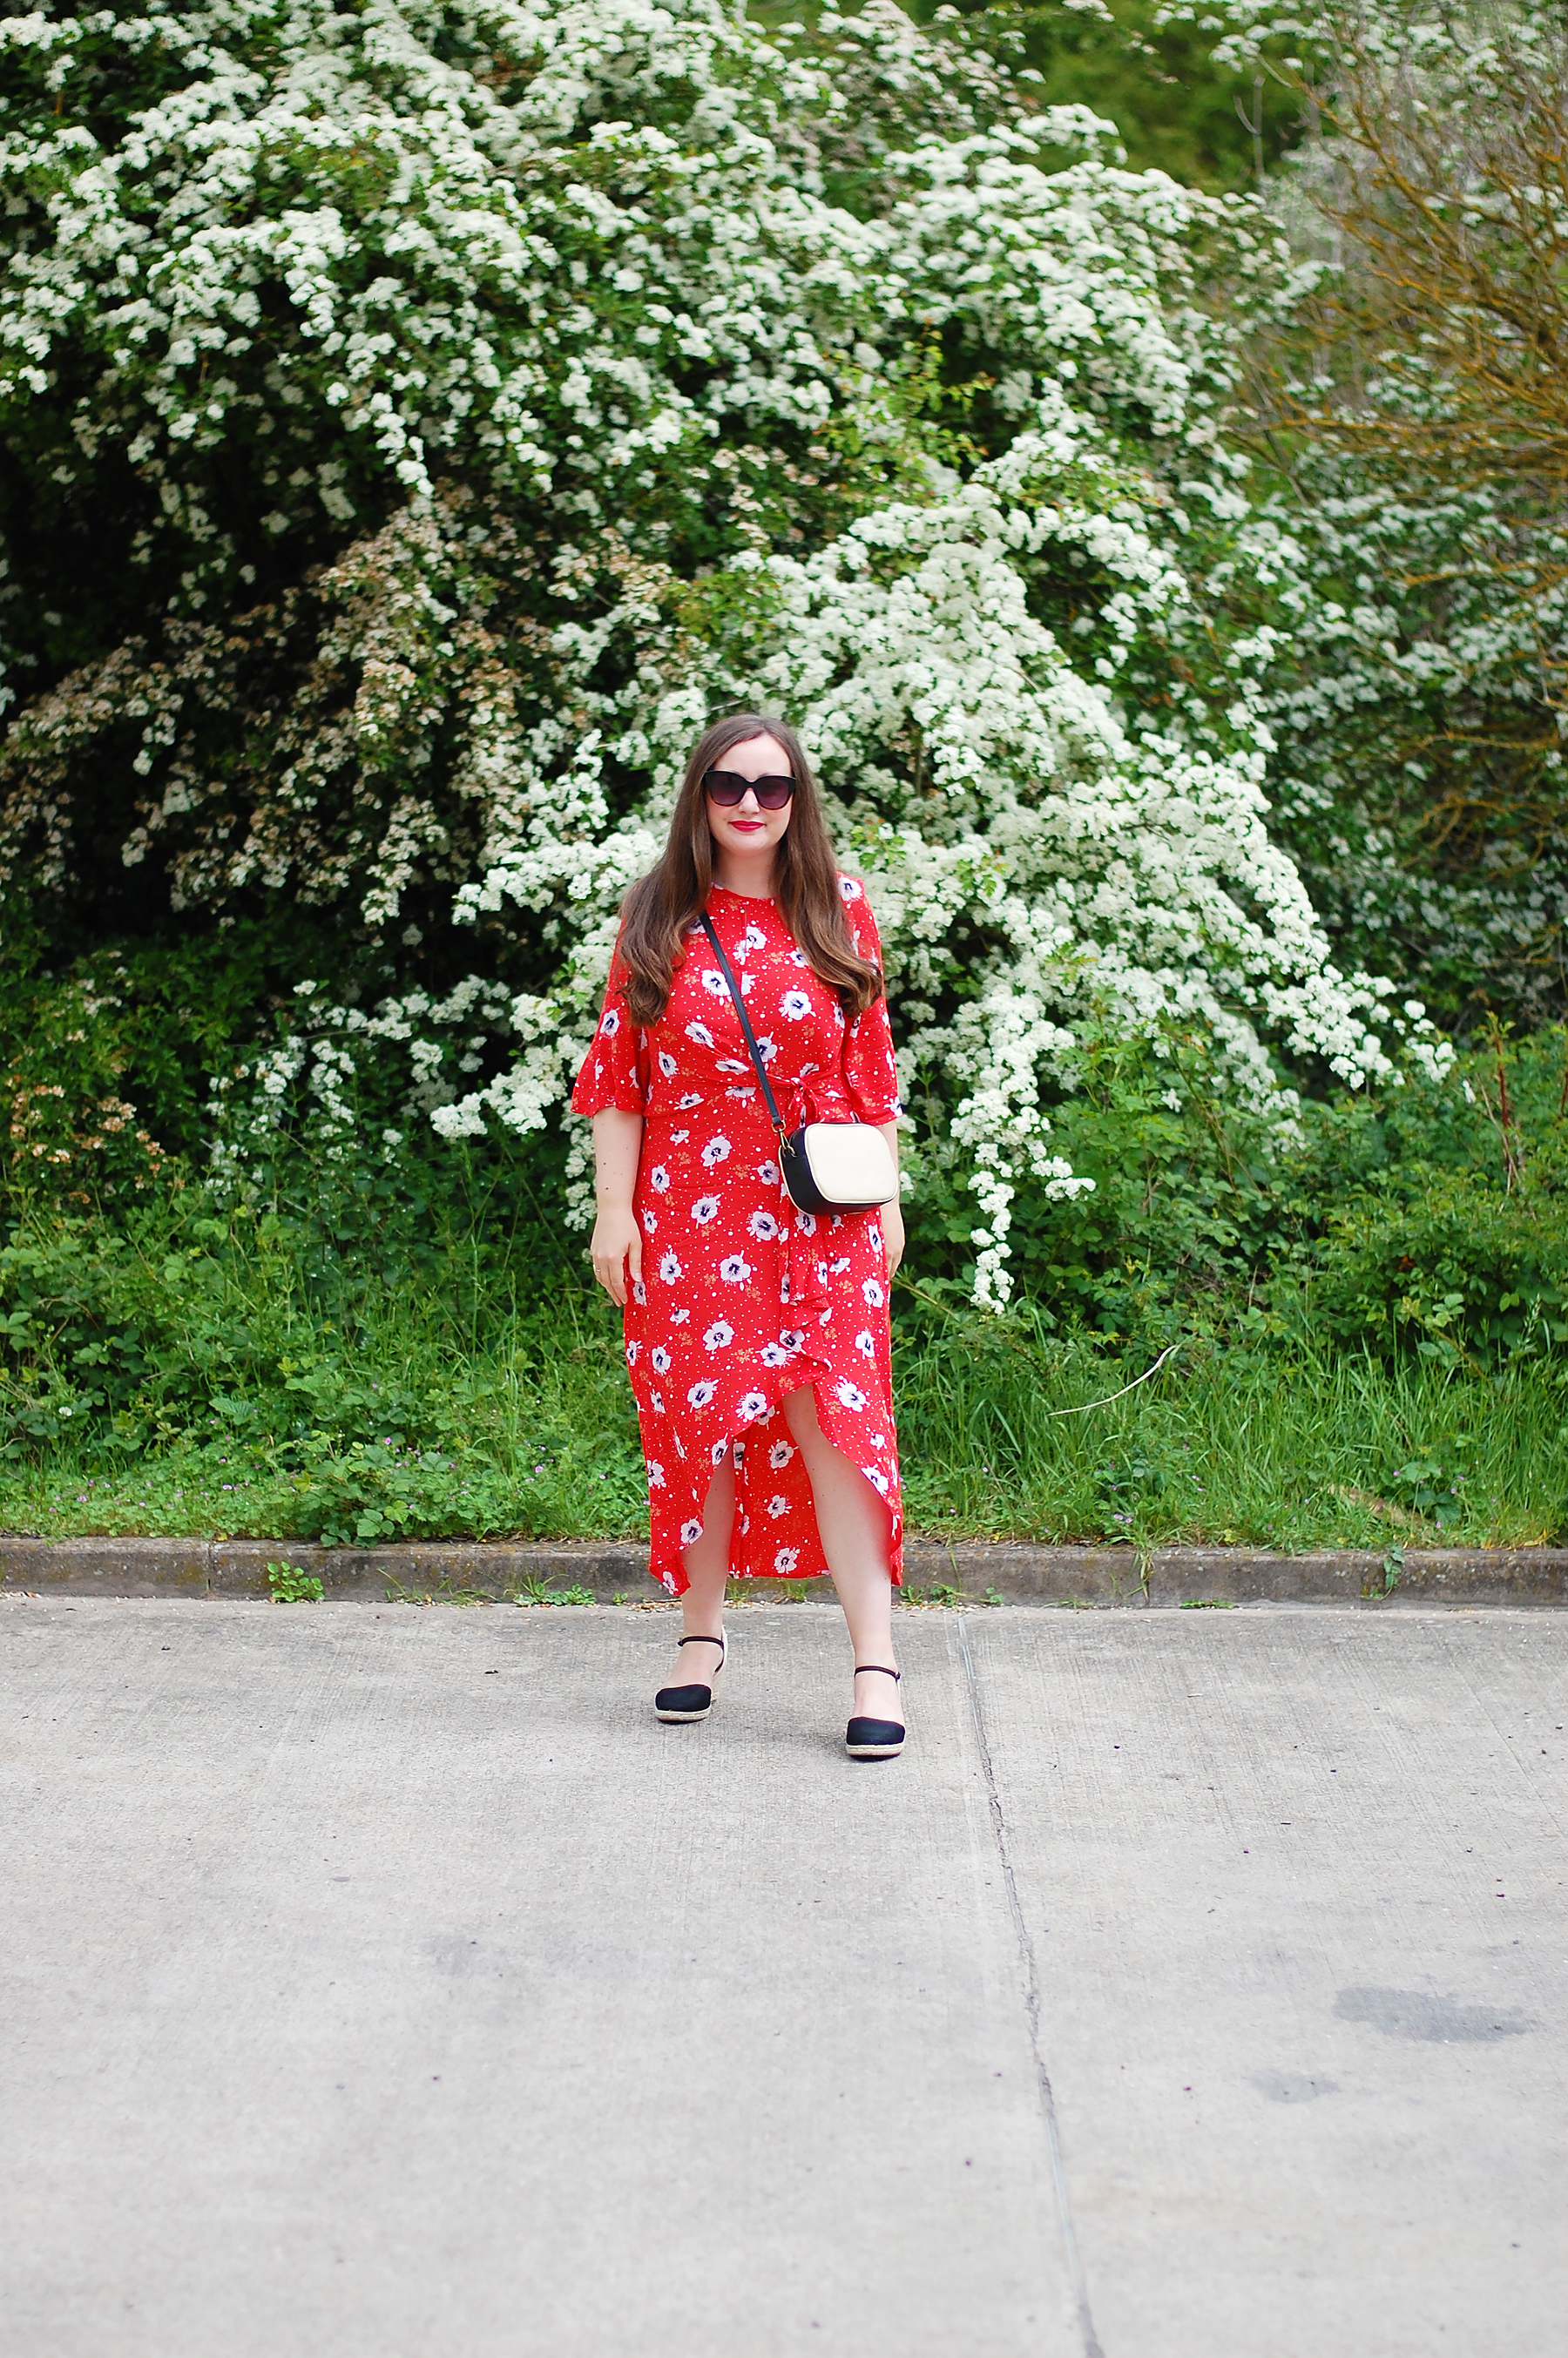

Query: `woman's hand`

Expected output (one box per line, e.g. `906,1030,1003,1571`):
591,1206,643,1307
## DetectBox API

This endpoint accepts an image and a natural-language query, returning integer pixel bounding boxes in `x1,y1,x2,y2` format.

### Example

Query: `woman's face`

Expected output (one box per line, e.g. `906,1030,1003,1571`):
705,733,795,868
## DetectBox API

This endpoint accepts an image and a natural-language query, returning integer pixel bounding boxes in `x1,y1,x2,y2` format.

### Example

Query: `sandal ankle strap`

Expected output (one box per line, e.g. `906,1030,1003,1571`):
678,1632,725,1648
854,1664,900,1679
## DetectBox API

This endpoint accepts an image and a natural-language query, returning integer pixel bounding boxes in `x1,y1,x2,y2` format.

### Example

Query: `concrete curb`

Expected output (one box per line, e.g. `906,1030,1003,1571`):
2,1533,1565,1605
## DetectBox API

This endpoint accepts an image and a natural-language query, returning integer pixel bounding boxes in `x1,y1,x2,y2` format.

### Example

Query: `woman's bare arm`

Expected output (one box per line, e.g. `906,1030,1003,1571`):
589,1109,645,1307
877,1119,904,1277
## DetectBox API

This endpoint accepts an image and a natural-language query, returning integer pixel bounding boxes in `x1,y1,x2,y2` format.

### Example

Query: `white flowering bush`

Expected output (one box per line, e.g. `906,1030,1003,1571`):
0,0,1444,1304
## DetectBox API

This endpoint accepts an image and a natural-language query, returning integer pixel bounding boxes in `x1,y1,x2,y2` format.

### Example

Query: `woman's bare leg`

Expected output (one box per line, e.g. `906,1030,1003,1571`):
672,1457,735,1681
781,1386,900,1720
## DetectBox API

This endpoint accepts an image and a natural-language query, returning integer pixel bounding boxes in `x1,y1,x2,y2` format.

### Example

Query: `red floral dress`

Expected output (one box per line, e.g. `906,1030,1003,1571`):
571,878,902,1597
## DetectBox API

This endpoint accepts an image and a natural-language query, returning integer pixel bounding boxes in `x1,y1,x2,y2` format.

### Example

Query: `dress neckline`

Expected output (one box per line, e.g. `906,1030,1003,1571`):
708,885,776,906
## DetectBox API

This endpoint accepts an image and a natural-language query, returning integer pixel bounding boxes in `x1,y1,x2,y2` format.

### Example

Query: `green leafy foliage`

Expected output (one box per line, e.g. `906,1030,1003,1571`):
908,0,1301,189
266,1559,323,1601
901,1013,1568,1363
0,2,1562,1549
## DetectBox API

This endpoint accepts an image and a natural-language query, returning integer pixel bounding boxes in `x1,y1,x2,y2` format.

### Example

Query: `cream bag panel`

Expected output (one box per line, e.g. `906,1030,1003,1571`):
800,1122,898,1209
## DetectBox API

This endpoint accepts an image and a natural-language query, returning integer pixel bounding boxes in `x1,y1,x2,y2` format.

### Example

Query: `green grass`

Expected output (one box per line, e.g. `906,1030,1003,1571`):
0,1289,648,1548
897,1321,1567,1550
2,1287,1563,1551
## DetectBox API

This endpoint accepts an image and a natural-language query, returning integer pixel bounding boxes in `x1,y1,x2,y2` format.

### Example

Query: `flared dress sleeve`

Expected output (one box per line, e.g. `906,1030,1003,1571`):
839,884,902,1126
570,943,649,1117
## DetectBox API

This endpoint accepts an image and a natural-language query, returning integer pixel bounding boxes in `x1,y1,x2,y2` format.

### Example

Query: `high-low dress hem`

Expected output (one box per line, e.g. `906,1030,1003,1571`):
645,1313,902,1600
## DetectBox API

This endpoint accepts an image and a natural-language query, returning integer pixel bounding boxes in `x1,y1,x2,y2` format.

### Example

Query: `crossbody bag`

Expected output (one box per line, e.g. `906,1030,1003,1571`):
699,912,898,1215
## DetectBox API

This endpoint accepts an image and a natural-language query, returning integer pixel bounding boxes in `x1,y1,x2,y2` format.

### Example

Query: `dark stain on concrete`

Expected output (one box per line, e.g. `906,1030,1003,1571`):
1335,1987,1532,2043
1249,2070,1342,2103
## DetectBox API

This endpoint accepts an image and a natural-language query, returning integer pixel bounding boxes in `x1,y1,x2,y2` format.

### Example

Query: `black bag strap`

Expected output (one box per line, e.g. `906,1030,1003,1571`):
699,911,787,1136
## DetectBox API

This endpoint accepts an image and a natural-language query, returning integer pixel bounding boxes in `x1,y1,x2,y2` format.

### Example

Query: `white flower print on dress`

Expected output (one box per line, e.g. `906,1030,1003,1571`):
659,1251,683,1285
780,1329,805,1352
789,948,809,968
758,1160,781,1185
679,1519,703,1548
855,1329,876,1360
700,1135,731,1168
685,1022,715,1049
641,1210,658,1234
701,969,729,999
651,1346,672,1375
774,1548,800,1575
632,1279,646,1304
650,1388,666,1414
712,1438,730,1466
769,1438,794,1470
835,1379,869,1411
719,1254,752,1284
686,1379,717,1409
738,1391,768,1421
625,1341,641,1366
676,1096,702,1112
862,1466,890,1496
760,1341,791,1368
796,1212,816,1237
657,1051,678,1079
702,1320,734,1352
767,1494,790,1518
780,990,812,1022
748,1208,780,1240
650,1165,671,1193
862,1277,884,1307
671,1306,691,1325
647,1461,666,1490
692,1196,720,1226
600,1008,620,1036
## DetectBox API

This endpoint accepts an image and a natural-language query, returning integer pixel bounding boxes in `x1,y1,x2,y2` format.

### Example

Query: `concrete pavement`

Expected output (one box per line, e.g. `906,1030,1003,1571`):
3,1598,1564,2357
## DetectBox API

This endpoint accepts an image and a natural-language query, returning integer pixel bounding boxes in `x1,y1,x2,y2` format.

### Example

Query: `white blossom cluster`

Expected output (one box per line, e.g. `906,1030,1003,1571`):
0,0,1450,1301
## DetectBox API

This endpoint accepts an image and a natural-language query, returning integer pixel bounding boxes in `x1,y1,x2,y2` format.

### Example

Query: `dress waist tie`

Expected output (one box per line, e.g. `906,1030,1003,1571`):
774,1080,835,1321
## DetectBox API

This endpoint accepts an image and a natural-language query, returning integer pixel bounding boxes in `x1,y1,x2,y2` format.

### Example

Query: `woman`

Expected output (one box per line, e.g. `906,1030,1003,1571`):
571,713,907,1760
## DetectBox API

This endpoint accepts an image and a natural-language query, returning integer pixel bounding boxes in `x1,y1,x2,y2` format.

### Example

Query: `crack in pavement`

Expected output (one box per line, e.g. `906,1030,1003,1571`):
957,1611,1105,2358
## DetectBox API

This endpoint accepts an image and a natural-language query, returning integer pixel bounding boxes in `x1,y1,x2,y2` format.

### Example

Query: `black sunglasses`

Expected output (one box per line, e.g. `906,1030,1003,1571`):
703,767,796,811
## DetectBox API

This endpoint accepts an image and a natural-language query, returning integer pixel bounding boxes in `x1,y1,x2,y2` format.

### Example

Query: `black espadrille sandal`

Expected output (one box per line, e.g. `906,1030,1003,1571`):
655,1630,727,1724
845,1665,903,1760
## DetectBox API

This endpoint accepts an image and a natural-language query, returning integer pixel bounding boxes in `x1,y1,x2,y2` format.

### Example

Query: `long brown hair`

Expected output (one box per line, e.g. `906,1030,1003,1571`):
614,713,882,1026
